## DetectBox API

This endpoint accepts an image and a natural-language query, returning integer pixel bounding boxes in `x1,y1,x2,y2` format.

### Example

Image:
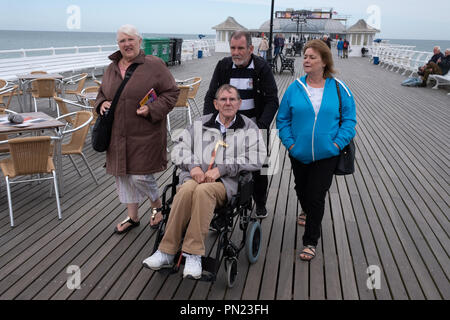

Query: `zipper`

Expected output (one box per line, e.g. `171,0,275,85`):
311,114,318,162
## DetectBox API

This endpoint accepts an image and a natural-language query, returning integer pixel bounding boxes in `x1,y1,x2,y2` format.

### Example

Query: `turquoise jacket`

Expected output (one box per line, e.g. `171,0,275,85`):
277,76,356,164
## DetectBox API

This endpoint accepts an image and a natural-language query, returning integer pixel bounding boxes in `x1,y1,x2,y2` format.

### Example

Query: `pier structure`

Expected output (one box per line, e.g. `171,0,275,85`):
0,51,448,300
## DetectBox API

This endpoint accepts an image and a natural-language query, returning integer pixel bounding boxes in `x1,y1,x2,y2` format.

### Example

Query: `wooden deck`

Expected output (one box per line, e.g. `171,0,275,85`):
0,52,448,300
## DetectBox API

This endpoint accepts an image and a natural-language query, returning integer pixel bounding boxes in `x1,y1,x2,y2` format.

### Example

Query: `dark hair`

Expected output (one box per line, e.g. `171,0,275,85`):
215,84,241,100
303,39,336,78
230,30,252,47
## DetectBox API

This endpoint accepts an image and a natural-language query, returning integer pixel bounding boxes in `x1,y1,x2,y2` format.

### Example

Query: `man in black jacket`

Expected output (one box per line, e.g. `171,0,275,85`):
418,46,444,75
204,30,279,218
421,48,450,86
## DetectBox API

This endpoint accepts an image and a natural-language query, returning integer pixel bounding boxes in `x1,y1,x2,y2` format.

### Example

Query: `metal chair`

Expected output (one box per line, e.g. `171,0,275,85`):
54,111,98,184
60,73,88,98
30,78,63,115
176,77,202,117
0,108,19,154
0,136,62,227
53,96,93,127
0,85,18,109
79,86,99,125
167,85,191,139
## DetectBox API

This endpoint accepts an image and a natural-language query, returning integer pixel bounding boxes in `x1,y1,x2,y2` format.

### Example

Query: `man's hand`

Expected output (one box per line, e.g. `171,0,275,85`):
136,105,150,117
205,167,221,183
190,166,205,184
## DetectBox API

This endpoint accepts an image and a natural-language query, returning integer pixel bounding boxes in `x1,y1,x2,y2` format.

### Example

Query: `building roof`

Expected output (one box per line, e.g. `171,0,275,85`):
347,19,380,33
212,16,247,30
259,18,345,34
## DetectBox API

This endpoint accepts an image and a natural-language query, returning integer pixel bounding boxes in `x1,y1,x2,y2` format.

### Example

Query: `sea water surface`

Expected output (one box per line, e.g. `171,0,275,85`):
0,30,215,58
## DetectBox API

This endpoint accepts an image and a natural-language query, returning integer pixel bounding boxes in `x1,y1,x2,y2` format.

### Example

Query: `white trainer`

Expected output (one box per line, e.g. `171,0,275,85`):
183,253,202,279
142,250,174,270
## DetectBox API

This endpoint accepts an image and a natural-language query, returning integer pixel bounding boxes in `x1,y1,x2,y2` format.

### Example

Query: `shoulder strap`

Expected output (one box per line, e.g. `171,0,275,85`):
109,63,139,115
335,79,343,127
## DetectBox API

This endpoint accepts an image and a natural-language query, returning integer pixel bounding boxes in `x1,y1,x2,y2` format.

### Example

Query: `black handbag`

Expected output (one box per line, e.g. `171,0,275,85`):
334,80,355,175
92,63,138,152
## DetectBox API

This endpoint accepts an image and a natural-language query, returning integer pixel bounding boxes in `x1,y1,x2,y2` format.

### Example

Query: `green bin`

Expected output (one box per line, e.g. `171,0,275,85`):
143,38,170,63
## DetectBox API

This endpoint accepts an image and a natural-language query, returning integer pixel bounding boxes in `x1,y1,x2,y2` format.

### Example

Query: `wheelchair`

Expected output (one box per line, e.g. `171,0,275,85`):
151,166,262,288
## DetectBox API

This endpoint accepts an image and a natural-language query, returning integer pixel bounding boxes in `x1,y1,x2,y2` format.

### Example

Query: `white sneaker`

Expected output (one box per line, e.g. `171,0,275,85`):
183,253,202,279
142,250,174,270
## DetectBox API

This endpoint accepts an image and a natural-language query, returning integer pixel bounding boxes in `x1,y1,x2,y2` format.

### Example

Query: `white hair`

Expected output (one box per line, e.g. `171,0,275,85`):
117,24,142,41
434,46,440,51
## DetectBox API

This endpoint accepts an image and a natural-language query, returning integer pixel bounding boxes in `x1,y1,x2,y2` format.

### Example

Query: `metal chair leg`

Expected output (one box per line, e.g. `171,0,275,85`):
5,176,14,227
68,155,82,177
81,152,99,185
52,170,62,220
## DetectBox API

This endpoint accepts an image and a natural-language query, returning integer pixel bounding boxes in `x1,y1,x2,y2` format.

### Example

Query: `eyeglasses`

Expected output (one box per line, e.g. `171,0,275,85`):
217,97,239,103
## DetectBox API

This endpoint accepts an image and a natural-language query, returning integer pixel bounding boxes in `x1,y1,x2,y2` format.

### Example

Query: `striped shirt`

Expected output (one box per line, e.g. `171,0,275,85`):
229,60,255,112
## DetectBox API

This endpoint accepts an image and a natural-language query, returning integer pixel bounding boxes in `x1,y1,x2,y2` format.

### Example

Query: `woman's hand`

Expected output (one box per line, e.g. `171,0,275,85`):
136,105,150,117
205,167,220,183
190,166,205,184
100,101,112,115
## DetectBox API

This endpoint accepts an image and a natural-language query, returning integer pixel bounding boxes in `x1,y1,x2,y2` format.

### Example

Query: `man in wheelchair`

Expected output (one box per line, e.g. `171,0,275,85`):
143,84,266,280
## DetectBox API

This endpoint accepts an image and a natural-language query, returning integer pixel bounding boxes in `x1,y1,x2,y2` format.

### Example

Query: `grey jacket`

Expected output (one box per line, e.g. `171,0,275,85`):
171,113,267,203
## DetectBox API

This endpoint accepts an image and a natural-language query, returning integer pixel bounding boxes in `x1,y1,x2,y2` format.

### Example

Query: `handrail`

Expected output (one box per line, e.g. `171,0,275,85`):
0,45,119,58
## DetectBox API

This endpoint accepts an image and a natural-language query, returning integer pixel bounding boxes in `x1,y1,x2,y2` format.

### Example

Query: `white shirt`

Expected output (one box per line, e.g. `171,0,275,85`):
307,84,324,116
215,114,236,134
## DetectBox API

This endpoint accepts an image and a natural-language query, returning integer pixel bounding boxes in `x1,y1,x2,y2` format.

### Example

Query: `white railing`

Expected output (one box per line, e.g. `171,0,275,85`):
0,40,216,81
0,45,119,59
368,42,433,77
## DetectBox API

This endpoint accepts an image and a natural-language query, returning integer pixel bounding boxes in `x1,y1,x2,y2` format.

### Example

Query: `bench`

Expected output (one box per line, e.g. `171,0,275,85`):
278,53,295,75
428,73,450,90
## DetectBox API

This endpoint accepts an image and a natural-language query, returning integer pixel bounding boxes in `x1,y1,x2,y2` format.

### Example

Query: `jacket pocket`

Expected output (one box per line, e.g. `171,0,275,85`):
289,134,311,163
314,133,340,160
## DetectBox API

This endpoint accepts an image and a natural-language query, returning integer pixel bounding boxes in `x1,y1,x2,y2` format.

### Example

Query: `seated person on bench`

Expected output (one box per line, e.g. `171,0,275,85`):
143,84,266,279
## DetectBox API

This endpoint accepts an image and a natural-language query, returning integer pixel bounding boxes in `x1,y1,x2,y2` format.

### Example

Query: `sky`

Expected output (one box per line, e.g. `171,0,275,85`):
1,0,449,40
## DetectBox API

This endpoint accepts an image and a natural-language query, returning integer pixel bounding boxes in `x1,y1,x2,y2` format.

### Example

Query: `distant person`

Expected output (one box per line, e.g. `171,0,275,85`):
279,34,285,54
258,36,269,60
274,34,281,56
203,30,279,219
337,38,344,58
277,40,356,261
322,35,331,49
420,48,450,87
343,39,349,58
418,46,445,75
95,24,179,234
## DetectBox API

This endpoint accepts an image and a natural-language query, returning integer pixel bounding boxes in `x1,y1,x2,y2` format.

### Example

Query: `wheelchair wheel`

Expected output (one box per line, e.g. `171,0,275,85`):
226,258,238,288
245,220,262,264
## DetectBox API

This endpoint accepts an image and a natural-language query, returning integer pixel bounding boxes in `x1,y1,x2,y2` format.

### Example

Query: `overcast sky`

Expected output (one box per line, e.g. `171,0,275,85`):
1,0,448,40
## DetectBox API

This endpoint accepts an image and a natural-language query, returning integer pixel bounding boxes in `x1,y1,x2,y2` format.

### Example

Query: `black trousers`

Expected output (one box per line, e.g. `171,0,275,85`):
252,170,268,207
290,155,339,247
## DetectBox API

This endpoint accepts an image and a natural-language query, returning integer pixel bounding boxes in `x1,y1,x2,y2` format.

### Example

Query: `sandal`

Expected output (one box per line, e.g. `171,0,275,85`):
297,211,306,226
114,217,140,234
150,207,163,229
299,245,316,261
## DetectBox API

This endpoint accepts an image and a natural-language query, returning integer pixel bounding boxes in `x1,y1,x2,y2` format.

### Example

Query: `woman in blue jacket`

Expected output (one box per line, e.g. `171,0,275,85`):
276,40,356,261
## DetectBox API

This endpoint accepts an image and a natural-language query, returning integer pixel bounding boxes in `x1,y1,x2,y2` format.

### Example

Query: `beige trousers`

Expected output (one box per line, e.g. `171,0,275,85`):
158,179,227,256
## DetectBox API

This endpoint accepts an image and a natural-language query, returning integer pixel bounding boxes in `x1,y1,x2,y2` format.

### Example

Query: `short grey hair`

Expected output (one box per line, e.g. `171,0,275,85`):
434,46,440,51
230,30,252,47
117,24,142,41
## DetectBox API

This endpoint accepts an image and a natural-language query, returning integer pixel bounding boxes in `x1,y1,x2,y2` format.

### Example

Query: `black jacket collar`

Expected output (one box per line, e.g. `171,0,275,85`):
204,112,246,130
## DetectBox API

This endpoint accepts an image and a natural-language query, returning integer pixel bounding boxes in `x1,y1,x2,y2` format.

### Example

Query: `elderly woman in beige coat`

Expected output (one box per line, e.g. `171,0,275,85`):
95,24,179,234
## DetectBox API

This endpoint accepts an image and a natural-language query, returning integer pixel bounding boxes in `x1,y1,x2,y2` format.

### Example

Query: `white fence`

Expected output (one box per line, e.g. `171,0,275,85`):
0,40,216,81
368,42,433,77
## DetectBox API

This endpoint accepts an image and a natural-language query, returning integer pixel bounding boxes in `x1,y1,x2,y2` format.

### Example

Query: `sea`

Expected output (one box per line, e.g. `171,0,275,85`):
0,30,215,58
0,30,448,58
